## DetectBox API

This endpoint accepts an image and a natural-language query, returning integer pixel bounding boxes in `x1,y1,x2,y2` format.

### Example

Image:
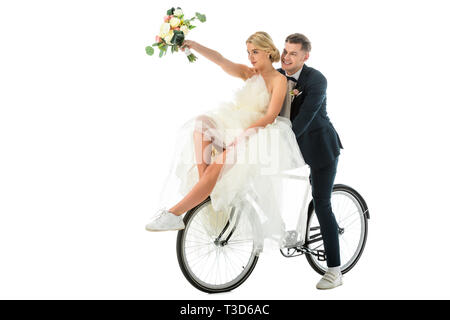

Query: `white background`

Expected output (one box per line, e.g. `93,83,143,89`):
1,0,449,299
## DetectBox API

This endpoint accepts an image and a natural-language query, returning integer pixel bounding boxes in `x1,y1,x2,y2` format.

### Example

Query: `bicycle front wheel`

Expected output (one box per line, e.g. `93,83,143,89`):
176,197,259,293
305,184,369,275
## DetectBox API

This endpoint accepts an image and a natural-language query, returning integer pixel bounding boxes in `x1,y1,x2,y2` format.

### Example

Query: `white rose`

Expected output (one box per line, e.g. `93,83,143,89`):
164,30,174,43
159,22,170,37
173,8,183,17
169,17,181,28
180,25,189,35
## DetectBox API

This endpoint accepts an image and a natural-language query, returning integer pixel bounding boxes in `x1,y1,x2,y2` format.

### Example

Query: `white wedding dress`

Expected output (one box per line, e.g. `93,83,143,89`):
157,74,306,250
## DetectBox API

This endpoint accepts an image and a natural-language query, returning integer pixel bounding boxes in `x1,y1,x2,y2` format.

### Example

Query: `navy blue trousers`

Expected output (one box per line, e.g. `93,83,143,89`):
309,157,340,267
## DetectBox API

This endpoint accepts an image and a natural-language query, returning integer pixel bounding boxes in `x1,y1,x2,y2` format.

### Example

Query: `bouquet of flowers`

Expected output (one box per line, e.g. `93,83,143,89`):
145,7,206,62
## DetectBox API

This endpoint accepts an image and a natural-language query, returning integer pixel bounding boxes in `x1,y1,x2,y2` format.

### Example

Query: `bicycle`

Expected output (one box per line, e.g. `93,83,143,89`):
176,167,370,293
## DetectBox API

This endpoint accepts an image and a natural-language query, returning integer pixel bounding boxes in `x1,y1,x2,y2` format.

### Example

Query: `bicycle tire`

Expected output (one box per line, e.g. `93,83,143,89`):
305,184,369,275
176,196,259,293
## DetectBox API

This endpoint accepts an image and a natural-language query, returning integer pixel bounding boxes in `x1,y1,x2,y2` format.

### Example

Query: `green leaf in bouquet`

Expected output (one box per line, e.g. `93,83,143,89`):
195,12,206,22
187,53,197,63
145,46,154,56
159,49,164,58
166,7,175,15
171,30,185,46
152,42,161,47
171,45,175,53
188,25,196,30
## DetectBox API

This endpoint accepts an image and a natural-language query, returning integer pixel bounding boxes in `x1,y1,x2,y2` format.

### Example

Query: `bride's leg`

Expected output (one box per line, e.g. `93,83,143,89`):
169,148,229,216
193,115,222,179
193,130,212,180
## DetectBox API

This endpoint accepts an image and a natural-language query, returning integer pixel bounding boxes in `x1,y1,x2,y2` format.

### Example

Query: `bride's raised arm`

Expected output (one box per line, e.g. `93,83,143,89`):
181,40,256,81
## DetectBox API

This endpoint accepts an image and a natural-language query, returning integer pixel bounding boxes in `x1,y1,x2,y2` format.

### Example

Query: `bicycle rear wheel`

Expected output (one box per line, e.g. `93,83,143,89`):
305,184,369,275
176,196,259,293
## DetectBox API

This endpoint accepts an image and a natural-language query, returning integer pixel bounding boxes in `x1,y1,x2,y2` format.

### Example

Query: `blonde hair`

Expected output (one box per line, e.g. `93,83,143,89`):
246,31,280,63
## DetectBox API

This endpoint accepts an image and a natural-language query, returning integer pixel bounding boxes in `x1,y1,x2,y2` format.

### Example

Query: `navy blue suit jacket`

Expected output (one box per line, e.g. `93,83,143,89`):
278,65,343,169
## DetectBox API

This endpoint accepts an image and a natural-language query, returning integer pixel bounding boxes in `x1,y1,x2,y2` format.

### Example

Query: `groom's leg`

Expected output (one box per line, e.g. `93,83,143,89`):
309,157,340,268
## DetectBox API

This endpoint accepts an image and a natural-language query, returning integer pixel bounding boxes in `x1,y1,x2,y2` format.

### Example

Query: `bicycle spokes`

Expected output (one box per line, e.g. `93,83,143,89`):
304,186,369,275
178,201,258,292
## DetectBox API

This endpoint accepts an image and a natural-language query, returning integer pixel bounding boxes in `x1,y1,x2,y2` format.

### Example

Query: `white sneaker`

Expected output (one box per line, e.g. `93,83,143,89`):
316,271,343,290
145,208,185,232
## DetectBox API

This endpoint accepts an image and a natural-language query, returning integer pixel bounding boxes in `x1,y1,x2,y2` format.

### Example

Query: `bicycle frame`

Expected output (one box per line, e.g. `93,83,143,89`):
278,168,311,246
214,167,313,252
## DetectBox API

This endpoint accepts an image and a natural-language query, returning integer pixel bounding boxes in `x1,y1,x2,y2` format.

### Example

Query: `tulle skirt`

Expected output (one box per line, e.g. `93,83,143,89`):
157,105,306,251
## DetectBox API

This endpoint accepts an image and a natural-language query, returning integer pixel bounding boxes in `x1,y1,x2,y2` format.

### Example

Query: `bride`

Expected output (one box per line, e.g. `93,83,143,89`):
146,31,305,249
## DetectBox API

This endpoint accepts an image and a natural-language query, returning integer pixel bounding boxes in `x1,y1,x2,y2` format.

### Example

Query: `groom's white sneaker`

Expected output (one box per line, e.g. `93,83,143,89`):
145,208,185,231
316,270,343,290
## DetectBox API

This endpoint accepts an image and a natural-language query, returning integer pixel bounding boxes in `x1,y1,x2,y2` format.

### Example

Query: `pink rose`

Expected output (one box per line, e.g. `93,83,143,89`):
163,15,170,22
174,27,180,30
155,35,161,43
289,88,302,98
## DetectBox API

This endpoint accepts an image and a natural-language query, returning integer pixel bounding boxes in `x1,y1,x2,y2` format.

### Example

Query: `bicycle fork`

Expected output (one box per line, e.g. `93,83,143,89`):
213,192,265,255
214,206,239,247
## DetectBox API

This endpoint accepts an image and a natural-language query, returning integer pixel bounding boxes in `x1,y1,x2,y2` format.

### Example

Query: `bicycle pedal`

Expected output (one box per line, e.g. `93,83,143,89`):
282,230,299,248
317,249,327,261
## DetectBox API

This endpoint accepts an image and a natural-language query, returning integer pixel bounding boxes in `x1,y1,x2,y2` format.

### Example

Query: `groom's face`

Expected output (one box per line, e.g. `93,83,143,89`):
281,42,309,75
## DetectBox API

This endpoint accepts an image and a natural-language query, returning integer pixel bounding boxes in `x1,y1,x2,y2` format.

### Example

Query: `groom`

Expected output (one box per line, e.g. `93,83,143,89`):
277,33,344,290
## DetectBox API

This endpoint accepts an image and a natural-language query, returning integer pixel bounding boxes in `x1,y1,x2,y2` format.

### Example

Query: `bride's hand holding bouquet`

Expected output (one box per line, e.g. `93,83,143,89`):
145,7,206,62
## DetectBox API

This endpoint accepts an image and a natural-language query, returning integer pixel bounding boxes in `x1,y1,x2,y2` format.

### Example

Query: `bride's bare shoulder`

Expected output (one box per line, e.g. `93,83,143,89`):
274,71,286,83
267,71,287,93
